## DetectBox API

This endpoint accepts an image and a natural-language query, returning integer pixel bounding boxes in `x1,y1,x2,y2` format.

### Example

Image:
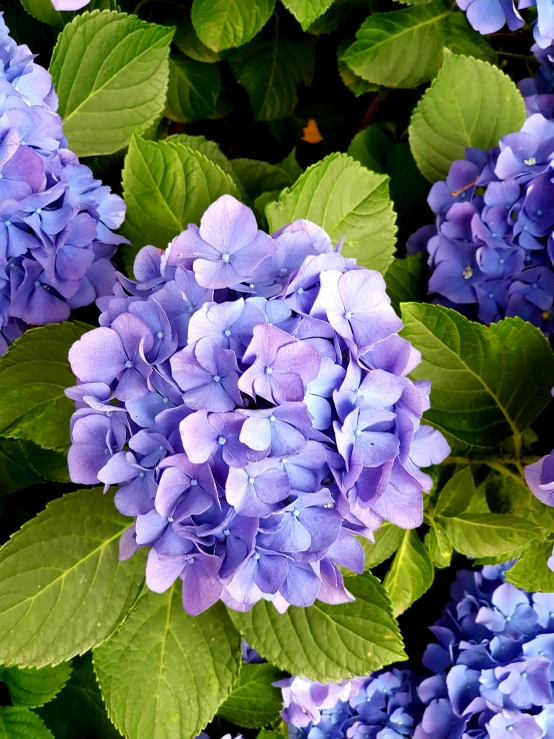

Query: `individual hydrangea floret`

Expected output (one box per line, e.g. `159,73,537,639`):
66,194,449,616
0,14,126,353
408,111,554,334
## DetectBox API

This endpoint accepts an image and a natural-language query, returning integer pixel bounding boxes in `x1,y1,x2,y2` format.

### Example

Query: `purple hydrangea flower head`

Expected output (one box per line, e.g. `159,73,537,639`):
0,13,126,353
409,108,554,334
67,194,449,615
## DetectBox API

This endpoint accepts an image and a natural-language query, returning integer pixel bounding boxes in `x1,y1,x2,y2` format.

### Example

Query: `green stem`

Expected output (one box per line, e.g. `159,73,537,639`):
444,454,541,483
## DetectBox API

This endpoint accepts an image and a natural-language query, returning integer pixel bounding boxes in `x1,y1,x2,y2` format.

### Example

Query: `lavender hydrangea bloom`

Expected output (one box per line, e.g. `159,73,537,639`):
408,110,554,334
0,14,126,353
67,194,449,616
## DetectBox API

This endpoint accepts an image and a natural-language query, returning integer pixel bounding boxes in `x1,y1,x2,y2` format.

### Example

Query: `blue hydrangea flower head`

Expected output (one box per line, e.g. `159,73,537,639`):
409,106,554,334
66,194,450,616
0,13,126,353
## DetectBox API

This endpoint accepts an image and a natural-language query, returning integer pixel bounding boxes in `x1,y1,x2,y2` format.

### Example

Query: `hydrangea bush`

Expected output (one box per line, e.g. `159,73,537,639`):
1,0,554,738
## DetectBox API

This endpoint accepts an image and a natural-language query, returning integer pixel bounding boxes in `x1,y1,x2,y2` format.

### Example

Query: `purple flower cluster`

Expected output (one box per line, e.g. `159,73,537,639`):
280,564,554,739
416,563,554,738
519,44,554,122
0,14,126,353
66,194,449,616
409,112,554,332
278,671,422,738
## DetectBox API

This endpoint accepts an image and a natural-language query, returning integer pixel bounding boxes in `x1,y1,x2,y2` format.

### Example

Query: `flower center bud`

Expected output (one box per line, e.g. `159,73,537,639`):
125,360,133,368
265,366,273,375
462,266,473,280
190,479,198,486
248,477,255,484
156,331,164,338
292,509,299,517
297,287,304,295
269,415,276,423
224,329,232,337
34,280,41,287
218,436,227,445
524,157,536,166
253,553,260,560
344,311,352,320
167,516,173,523
223,528,230,536
213,374,221,382
221,253,230,262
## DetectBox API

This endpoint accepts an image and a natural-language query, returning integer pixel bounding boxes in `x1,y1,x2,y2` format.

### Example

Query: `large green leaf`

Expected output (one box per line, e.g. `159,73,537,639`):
281,0,336,30
174,14,220,63
229,573,406,682
445,12,497,64
435,468,474,517
361,524,404,569
229,35,315,120
506,542,554,592
49,10,174,157
217,663,285,728
384,255,427,314
231,158,293,199
191,0,275,51
20,0,66,27
0,707,53,738
400,304,554,451
165,53,220,123
37,654,121,739
341,1,448,88
0,440,40,496
384,531,434,616
440,513,541,558
1,663,72,708
425,519,453,568
0,488,145,668
94,591,241,739
0,322,91,452
409,50,526,182
122,136,241,259
267,153,397,274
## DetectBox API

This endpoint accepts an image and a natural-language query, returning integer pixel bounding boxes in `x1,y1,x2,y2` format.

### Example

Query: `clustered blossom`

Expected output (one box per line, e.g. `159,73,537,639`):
66,193,449,616
280,564,554,739
408,112,554,333
416,562,554,738
278,671,422,738
0,14,126,353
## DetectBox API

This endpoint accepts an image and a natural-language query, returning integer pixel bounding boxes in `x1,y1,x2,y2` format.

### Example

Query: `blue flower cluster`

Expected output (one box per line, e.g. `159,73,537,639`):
279,670,422,738
456,0,554,46
0,14,126,353
280,564,554,739
66,194,449,616
409,110,554,333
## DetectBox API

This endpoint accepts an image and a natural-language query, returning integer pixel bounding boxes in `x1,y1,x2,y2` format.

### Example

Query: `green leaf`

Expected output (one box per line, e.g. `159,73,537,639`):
37,654,122,739
360,523,404,569
94,590,241,739
409,50,525,182
0,707,53,739
0,488,145,668
440,513,541,558
229,35,315,120
122,136,241,259
192,0,275,52
338,41,381,96
217,663,285,728
384,530,434,616
279,148,303,181
2,663,72,708
174,15,221,62
0,440,40,496
435,468,475,517
21,443,70,484
267,153,397,274
400,305,554,451
425,520,453,568
487,468,554,531
0,322,91,452
384,255,427,314
257,731,285,739
49,10,174,157
341,1,449,88
164,134,244,193
228,572,406,682
20,0,65,28
165,53,220,123
231,158,293,199
280,0,336,30
506,542,554,592
445,12,497,64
